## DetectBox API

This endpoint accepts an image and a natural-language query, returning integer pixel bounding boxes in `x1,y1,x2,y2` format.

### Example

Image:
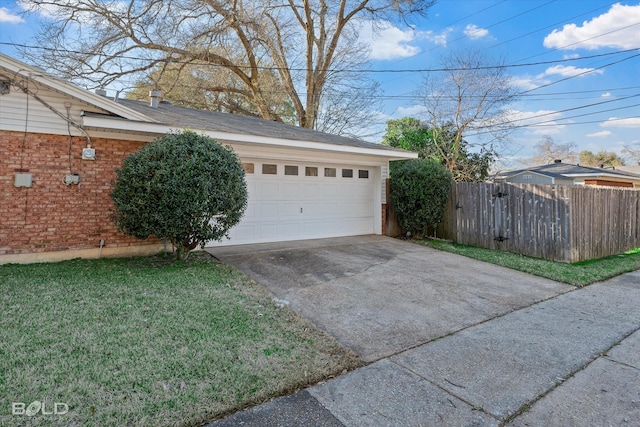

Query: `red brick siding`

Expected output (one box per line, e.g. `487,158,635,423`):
584,179,633,188
0,130,159,255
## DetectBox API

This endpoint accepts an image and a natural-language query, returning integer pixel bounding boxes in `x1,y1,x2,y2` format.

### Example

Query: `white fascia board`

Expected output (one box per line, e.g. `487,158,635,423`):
562,172,637,180
82,115,418,160
0,53,152,122
236,151,389,167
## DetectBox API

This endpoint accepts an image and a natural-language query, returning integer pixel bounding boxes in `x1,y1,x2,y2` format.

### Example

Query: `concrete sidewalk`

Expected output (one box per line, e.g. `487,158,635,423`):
206,269,640,426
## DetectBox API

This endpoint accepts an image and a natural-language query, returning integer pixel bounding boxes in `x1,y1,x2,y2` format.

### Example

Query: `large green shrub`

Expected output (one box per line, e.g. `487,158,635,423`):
111,130,247,259
390,158,453,237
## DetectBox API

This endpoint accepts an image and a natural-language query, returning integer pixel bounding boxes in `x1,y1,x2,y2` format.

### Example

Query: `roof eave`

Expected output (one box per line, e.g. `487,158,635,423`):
0,53,153,122
81,115,418,160
503,170,556,179
564,172,640,179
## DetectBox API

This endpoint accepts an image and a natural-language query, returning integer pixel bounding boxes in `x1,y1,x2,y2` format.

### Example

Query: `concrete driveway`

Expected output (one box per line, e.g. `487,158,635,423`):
207,235,573,362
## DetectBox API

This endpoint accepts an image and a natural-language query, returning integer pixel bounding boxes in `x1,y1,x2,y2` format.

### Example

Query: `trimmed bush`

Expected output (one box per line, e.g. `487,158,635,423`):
111,130,247,259
390,159,452,237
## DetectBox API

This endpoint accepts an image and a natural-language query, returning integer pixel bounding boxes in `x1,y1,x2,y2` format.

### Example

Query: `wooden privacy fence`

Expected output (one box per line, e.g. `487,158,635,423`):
434,183,640,263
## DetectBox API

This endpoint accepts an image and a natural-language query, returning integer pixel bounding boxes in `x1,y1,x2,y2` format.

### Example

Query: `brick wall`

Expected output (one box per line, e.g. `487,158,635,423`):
0,130,160,257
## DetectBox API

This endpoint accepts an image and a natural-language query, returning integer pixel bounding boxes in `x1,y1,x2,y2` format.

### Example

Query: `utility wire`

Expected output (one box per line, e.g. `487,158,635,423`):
146,81,640,101
518,52,640,95
424,93,640,132
515,20,640,64
467,114,639,136
480,1,616,53
1,41,637,74
522,103,640,127
393,0,558,63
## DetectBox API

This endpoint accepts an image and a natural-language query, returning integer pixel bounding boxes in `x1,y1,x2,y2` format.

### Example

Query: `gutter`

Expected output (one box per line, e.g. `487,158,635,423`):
81,115,418,160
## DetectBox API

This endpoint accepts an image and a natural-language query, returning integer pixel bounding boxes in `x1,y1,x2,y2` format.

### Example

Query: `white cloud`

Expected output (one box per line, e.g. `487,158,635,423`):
360,20,421,60
423,28,453,47
601,117,640,128
544,65,603,77
601,92,611,98
512,64,602,93
508,109,566,134
464,24,489,40
396,105,429,117
586,130,612,138
0,7,24,23
563,54,580,60
511,76,549,91
17,0,59,18
543,3,640,50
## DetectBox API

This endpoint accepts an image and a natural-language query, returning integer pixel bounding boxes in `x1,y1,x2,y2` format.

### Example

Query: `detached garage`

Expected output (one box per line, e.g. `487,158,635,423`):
0,52,415,263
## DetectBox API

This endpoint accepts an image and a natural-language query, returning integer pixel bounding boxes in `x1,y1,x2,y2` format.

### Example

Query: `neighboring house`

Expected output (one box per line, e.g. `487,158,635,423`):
0,53,416,263
494,160,640,188
616,164,640,176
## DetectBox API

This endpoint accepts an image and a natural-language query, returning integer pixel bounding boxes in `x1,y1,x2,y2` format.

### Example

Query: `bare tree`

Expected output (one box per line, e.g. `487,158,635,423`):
20,0,434,132
314,73,383,138
622,144,640,165
126,59,297,123
529,136,577,165
418,50,519,175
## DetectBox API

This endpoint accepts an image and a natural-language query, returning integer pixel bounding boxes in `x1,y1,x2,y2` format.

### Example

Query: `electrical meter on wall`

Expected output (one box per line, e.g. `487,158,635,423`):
82,148,96,160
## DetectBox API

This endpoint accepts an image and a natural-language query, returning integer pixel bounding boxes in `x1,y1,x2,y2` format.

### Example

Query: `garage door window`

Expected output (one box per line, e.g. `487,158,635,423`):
285,165,299,176
359,170,369,179
342,169,353,178
242,163,254,174
305,166,318,176
324,167,336,177
262,164,277,175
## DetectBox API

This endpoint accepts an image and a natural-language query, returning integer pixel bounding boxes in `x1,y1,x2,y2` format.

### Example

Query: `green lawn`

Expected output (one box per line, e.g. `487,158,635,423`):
416,239,640,287
0,253,361,426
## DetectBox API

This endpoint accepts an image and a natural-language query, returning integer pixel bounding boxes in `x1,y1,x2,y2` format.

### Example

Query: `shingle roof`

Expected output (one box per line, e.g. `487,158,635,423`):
616,165,640,175
499,162,640,179
116,98,403,153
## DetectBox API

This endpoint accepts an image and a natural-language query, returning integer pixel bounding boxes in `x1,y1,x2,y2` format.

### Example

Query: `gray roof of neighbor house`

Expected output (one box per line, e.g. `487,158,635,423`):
497,161,640,179
616,164,640,175
115,98,401,153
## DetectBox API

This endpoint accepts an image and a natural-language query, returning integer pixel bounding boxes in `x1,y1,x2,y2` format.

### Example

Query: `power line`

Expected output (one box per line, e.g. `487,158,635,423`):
1,41,637,74
518,52,640,95
150,81,640,101
378,1,615,88
480,2,616,54
436,93,640,134
515,20,640,64
471,115,640,136
393,0,558,64
523,103,640,127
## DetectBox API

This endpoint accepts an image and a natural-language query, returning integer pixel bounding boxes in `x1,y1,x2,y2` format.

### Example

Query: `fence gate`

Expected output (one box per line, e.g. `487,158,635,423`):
448,183,573,262
492,184,510,245
451,183,512,250
405,182,639,263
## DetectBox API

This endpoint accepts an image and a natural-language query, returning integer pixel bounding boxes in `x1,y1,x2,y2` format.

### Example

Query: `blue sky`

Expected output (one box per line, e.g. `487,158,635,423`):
1,0,639,166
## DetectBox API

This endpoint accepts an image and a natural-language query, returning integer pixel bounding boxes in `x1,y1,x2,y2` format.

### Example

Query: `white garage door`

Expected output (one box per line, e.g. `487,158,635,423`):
210,161,376,246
